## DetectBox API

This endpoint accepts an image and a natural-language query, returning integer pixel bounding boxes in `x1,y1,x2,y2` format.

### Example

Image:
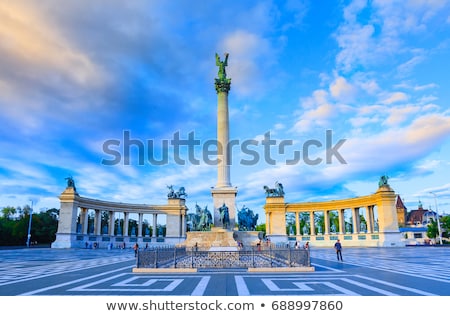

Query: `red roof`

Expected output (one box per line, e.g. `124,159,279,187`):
396,195,407,210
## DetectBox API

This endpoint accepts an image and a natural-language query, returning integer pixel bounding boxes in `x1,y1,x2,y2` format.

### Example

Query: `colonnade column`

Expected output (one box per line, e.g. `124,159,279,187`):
295,212,300,236
152,214,158,238
108,211,115,236
352,207,360,234
181,214,186,237
123,212,129,236
138,213,143,237
309,211,316,235
95,210,102,235
366,205,374,233
81,208,89,234
324,210,330,234
338,209,345,234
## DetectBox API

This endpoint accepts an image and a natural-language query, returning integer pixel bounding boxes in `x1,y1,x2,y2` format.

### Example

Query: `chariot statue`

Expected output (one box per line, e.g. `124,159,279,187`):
237,205,258,231
167,185,187,199
263,181,285,197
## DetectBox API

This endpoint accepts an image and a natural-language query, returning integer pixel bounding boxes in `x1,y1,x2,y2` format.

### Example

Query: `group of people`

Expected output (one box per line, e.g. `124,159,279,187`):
293,239,343,261
294,241,310,250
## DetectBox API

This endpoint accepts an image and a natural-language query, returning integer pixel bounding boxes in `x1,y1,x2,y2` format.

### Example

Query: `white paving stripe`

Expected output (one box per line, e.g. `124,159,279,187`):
191,276,210,296
235,274,434,296
311,253,450,283
353,274,438,296
235,276,250,296
0,257,135,286
69,275,210,295
311,262,345,272
18,265,134,295
340,278,399,296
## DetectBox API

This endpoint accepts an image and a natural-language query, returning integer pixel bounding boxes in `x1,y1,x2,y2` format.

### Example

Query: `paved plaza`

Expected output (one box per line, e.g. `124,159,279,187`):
0,246,449,296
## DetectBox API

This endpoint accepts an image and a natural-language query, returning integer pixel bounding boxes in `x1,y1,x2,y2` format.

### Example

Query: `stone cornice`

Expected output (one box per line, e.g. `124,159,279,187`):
59,189,187,215
280,190,396,212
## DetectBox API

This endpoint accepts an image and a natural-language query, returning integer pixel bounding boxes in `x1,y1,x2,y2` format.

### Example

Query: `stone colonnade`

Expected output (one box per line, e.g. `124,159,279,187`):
264,185,403,247
51,187,188,249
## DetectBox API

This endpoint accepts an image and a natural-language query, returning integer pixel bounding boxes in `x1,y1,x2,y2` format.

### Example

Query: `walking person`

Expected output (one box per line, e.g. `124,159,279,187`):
133,243,139,257
334,239,343,261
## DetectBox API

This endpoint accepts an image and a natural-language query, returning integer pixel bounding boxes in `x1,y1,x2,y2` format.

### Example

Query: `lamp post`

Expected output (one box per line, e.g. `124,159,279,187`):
430,192,443,245
26,200,33,247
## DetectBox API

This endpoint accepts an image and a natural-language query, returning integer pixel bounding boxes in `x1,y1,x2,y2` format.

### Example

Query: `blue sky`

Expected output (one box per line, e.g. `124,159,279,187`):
1,0,450,222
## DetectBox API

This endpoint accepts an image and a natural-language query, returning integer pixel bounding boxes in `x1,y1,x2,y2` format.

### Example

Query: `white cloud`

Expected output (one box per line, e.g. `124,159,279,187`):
381,92,409,104
292,89,337,133
405,114,450,145
384,105,420,126
329,76,357,102
397,54,425,76
349,115,380,128
414,83,439,91
358,79,380,95
340,114,450,173
335,24,376,72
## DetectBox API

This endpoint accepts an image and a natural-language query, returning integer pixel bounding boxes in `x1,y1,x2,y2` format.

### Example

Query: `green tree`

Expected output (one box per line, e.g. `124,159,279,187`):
1,206,16,219
255,223,266,232
0,206,59,246
426,218,438,239
32,208,58,244
441,215,450,238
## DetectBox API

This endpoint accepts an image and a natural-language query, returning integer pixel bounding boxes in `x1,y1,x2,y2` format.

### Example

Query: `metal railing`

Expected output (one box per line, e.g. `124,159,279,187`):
136,246,311,269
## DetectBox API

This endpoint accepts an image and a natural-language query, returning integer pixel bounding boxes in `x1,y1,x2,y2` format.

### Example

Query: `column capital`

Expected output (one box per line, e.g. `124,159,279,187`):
215,78,231,93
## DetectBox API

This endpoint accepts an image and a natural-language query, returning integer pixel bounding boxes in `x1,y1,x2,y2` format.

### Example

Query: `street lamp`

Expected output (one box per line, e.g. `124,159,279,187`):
430,192,443,245
26,200,33,247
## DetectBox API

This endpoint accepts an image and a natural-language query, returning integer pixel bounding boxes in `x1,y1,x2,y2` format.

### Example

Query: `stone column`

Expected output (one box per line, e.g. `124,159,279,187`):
138,213,143,237
181,214,186,237
324,210,330,234
338,209,345,234
263,196,286,243
95,210,102,235
295,212,300,236
375,186,399,232
123,212,129,236
153,214,158,238
215,60,232,188
108,211,115,236
352,207,360,234
80,207,89,234
309,211,316,235
51,187,80,248
367,205,374,233
211,53,237,230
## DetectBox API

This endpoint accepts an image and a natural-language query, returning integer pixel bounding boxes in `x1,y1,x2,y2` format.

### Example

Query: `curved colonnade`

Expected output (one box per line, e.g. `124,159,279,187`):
51,187,187,249
264,185,403,247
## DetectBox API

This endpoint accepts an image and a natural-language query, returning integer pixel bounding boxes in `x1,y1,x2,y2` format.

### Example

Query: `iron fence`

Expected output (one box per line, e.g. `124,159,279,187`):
136,246,311,269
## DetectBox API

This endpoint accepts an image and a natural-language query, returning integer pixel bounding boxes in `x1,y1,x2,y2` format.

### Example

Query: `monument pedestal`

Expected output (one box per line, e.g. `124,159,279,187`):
211,186,238,228
180,227,238,249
